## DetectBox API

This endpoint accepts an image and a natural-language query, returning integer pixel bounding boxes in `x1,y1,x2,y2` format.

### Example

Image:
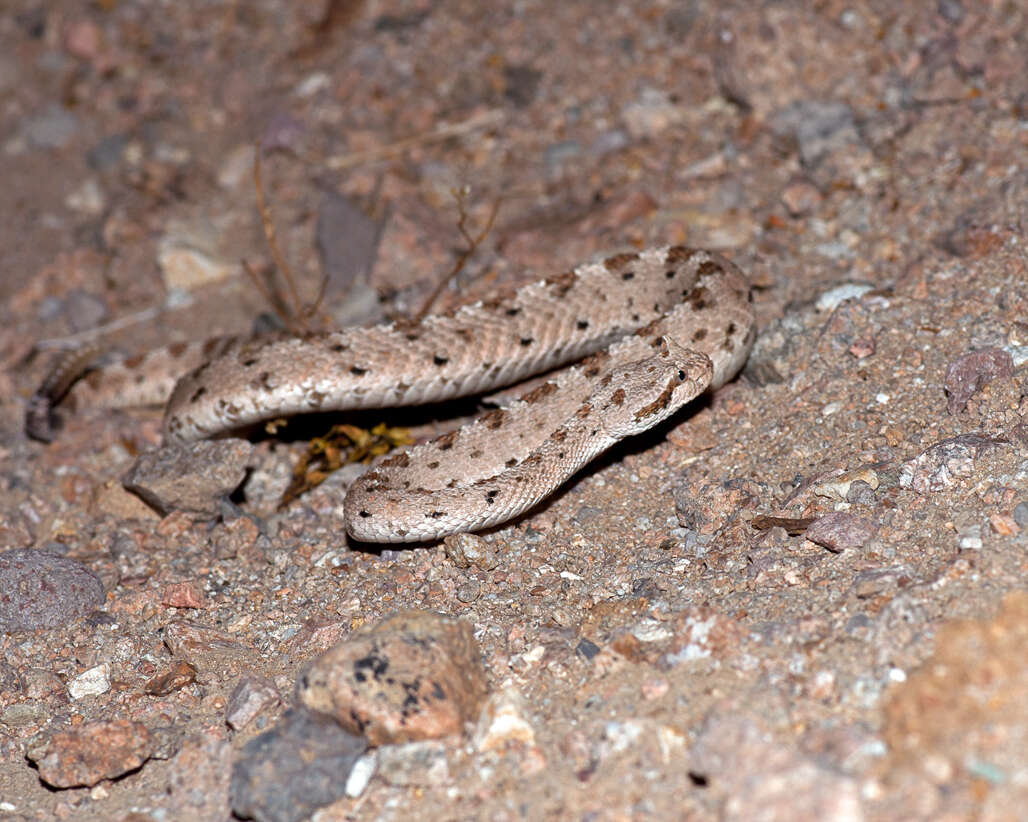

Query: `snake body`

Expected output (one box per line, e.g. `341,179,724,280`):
29,247,755,542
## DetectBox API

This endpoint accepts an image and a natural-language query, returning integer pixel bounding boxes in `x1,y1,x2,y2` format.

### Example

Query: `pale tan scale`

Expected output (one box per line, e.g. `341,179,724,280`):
28,246,756,542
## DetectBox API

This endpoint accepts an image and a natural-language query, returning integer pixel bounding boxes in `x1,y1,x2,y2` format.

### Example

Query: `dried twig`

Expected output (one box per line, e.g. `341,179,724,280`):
252,145,307,328
32,306,162,352
413,189,500,322
247,143,333,334
325,109,503,172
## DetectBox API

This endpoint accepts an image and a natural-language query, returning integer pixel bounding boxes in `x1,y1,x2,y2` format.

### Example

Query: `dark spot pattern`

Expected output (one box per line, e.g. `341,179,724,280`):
603,252,641,271
696,260,722,279
482,410,506,430
664,246,697,265
435,431,459,451
686,286,709,311
634,375,678,420
201,337,225,358
547,271,578,298
523,382,558,404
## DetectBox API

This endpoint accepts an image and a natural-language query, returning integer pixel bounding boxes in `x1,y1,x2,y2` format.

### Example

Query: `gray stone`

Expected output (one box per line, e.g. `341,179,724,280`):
0,549,104,632
23,104,79,149
229,708,367,822
123,438,254,518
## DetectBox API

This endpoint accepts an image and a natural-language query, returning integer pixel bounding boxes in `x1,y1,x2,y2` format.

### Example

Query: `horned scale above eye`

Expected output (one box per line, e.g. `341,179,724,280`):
28,246,755,543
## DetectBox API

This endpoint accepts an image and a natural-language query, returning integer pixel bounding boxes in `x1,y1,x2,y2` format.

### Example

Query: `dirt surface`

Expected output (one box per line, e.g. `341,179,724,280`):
2,1,1027,820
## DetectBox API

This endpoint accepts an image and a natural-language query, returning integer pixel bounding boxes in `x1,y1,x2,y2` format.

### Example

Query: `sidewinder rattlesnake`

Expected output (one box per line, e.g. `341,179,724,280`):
28,246,755,542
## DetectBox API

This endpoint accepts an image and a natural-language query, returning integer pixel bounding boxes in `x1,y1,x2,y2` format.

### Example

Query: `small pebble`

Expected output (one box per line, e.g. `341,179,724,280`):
957,525,983,550
0,702,47,729
455,580,481,603
226,675,282,731
474,687,536,751
770,100,859,166
621,88,681,138
69,663,111,700
1012,502,1028,527
156,223,237,290
377,740,450,787
443,532,500,571
345,750,378,798
815,283,874,312
22,103,80,149
780,180,822,217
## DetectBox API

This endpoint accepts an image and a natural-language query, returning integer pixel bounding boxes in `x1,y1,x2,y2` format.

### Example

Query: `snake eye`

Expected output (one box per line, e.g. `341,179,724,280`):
677,369,687,381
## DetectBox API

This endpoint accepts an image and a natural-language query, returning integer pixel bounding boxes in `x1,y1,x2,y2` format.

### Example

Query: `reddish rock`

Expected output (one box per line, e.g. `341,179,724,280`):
296,610,487,745
805,512,878,553
161,581,206,609
944,348,1014,415
145,660,198,696
27,719,154,788
226,674,281,731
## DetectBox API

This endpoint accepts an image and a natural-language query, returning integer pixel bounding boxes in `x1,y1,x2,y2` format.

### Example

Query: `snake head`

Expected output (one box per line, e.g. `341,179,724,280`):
597,336,713,439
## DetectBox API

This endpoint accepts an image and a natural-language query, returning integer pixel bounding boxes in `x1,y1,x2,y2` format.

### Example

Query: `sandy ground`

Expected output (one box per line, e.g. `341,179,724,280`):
1,1,1027,820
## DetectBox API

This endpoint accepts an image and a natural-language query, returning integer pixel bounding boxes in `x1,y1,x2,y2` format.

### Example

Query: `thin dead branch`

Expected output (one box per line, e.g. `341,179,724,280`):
413,189,500,322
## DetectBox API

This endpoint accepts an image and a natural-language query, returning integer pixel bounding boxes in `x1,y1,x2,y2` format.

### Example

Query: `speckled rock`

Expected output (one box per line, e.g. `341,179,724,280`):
0,549,104,632
296,610,488,745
